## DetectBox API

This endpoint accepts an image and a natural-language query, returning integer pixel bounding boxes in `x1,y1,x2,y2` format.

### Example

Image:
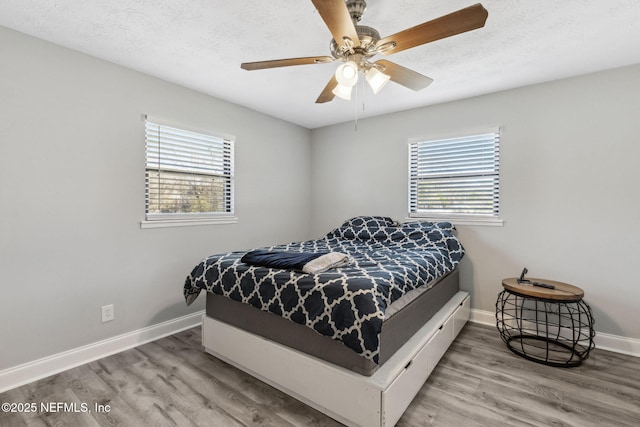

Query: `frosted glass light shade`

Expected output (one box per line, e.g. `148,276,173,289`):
366,67,391,94
335,61,358,87
332,83,353,100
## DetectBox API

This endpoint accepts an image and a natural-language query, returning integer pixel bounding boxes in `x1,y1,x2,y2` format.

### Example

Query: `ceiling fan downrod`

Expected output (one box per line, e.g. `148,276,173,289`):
347,0,367,24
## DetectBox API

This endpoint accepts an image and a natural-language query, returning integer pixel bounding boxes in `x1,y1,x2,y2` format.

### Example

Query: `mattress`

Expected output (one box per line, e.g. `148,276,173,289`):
205,268,459,376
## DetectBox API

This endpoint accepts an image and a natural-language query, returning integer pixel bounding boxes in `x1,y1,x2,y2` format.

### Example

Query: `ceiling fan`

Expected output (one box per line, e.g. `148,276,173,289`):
241,0,488,103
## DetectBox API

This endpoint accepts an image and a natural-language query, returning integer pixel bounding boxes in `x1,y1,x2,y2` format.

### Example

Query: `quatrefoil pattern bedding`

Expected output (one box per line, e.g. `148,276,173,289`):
183,216,464,363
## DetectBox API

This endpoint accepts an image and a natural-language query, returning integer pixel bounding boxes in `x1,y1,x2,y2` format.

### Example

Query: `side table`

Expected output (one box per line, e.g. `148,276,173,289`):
496,277,595,367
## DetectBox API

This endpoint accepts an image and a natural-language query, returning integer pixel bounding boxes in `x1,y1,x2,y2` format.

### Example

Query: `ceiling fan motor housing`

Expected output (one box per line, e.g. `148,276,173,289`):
330,25,380,61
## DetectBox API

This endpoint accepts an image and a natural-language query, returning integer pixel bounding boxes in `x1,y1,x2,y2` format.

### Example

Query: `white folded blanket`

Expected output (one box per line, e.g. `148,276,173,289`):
302,252,351,274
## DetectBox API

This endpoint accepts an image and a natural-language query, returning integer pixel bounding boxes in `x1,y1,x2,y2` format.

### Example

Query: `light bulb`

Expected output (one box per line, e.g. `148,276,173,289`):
335,61,359,87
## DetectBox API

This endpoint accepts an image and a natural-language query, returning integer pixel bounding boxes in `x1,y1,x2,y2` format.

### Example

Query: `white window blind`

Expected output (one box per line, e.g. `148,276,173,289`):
409,132,500,218
145,119,234,221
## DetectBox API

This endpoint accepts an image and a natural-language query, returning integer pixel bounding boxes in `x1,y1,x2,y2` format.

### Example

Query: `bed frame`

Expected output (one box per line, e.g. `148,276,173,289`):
201,290,470,426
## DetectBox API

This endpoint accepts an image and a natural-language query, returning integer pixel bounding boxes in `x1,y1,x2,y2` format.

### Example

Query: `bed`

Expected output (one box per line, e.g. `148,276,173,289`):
184,216,470,426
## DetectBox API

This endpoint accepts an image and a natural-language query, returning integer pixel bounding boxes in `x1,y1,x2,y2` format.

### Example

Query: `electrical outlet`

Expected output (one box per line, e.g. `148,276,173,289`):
101,304,114,323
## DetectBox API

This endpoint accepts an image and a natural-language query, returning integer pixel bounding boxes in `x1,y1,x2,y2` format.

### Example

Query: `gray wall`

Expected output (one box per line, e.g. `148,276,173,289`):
310,64,640,340
0,27,312,371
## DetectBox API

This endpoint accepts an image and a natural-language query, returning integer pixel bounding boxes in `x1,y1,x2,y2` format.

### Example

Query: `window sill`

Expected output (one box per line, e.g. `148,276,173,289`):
406,215,503,227
140,216,238,229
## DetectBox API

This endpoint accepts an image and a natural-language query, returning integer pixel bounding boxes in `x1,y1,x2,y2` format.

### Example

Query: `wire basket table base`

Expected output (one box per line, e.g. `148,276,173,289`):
496,289,595,367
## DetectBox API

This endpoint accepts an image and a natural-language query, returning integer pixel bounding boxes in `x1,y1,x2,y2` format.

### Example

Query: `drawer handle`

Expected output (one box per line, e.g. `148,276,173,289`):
404,360,413,369
438,324,444,331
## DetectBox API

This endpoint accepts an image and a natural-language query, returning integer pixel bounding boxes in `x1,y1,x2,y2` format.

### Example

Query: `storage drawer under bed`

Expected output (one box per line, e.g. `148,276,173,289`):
382,293,470,426
202,292,471,427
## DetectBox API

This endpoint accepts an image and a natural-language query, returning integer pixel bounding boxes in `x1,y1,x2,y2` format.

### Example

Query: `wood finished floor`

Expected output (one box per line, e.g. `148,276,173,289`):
1,323,639,426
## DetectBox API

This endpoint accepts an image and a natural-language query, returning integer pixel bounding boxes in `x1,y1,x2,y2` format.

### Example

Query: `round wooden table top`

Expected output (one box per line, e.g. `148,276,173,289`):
502,277,584,301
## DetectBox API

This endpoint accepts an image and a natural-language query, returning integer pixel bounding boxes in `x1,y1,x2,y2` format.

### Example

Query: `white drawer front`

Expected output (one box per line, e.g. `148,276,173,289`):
381,331,432,426
453,294,471,338
381,292,469,426
426,318,454,376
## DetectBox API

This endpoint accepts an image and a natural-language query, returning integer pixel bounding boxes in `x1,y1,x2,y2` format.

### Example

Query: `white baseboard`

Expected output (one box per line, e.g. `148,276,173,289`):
469,308,496,327
469,308,640,358
592,331,640,357
0,310,204,394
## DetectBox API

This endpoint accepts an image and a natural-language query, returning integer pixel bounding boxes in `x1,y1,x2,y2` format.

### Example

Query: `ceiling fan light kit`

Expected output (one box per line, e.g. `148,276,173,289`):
240,0,488,103
332,61,360,100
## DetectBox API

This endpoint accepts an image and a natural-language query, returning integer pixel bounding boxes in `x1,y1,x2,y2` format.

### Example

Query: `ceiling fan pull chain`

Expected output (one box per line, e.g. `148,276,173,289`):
360,75,365,113
354,81,358,131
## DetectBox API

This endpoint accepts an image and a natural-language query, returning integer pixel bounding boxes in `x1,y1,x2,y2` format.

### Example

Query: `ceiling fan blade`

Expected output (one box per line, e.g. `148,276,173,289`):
311,0,360,48
374,60,433,91
377,3,488,55
316,75,338,103
241,56,334,71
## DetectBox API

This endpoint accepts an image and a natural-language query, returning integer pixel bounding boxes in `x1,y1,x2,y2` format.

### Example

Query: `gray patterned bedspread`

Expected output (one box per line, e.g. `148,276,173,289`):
183,216,464,363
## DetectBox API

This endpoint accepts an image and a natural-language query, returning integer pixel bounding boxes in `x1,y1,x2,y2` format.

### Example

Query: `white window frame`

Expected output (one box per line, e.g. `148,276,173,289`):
141,115,237,229
408,130,503,227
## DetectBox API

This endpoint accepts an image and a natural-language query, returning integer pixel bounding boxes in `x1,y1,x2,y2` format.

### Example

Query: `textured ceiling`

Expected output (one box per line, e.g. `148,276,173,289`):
1,0,639,129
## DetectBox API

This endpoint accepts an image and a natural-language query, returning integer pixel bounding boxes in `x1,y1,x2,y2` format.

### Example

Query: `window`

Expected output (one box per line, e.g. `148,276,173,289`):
143,117,235,227
409,131,500,222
